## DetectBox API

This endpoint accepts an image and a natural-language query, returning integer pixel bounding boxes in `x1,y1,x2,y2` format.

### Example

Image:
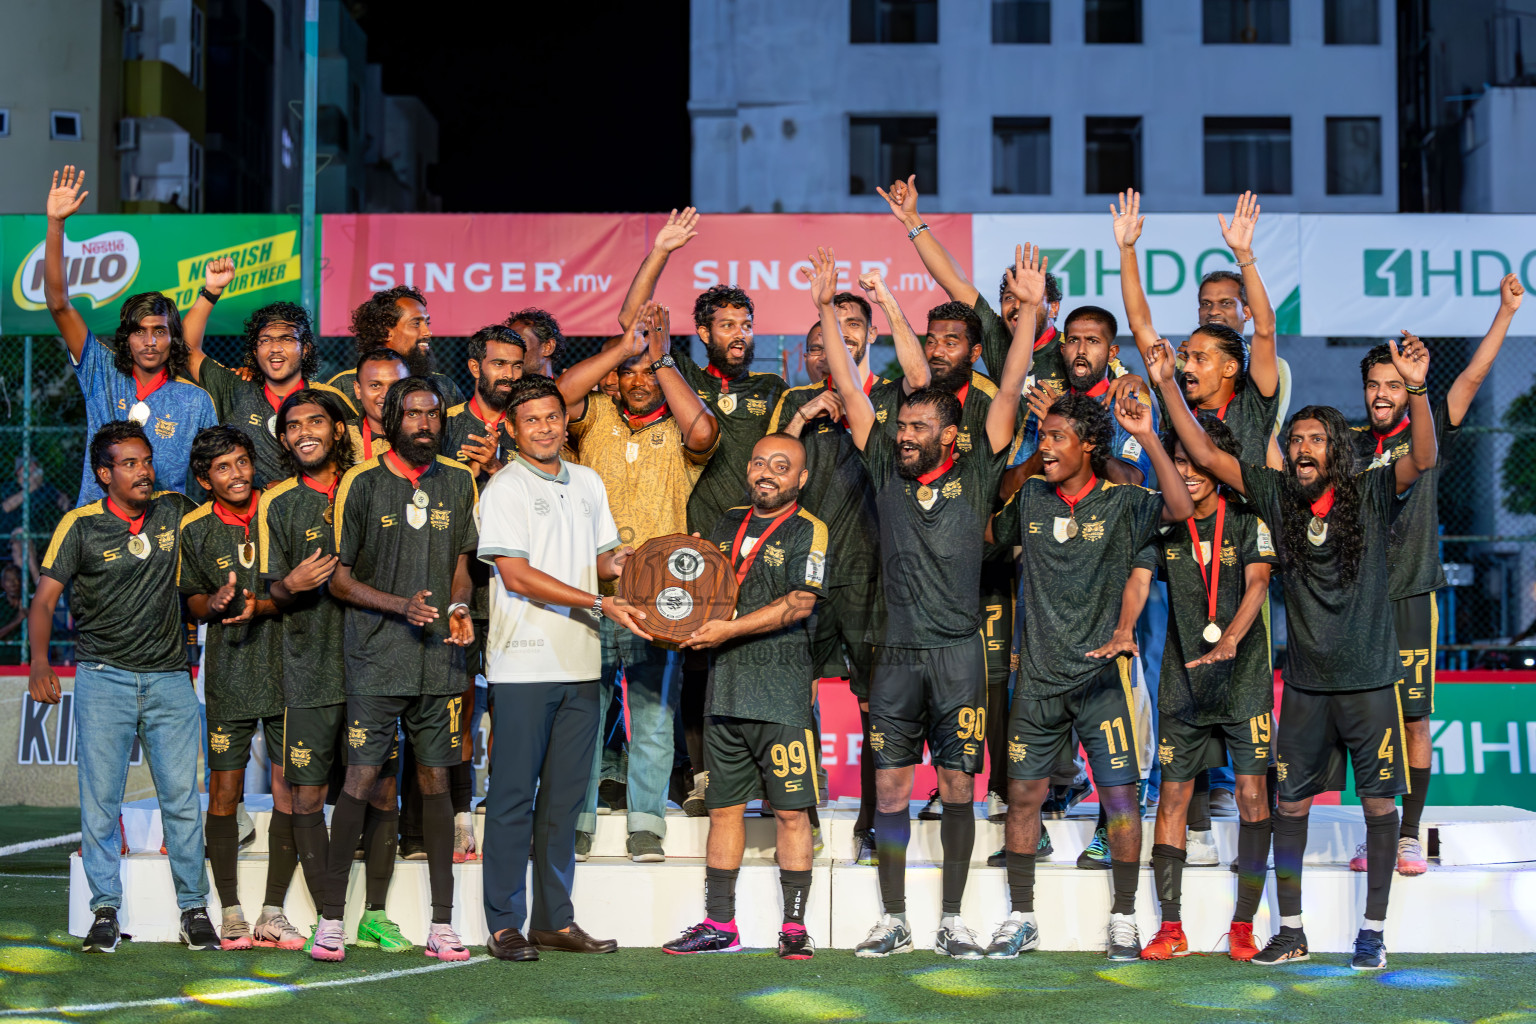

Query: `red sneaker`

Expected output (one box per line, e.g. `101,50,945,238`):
1140,921,1190,960
1228,921,1260,961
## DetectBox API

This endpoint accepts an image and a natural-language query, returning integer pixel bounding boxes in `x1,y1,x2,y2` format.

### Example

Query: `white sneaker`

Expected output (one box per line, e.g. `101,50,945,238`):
683,772,709,817
1209,788,1239,817
917,789,943,820
236,802,256,848
986,791,1007,823
1186,828,1219,866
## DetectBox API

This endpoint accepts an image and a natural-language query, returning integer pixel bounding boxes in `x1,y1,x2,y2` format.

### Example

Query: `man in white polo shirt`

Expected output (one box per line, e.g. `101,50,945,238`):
477,374,649,963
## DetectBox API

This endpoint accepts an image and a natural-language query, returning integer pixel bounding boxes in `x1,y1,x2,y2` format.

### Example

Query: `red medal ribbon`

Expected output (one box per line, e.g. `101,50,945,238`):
301,473,339,504
135,368,168,402
731,503,799,585
105,496,146,535
1310,487,1336,519
384,449,430,488
1055,474,1098,517
916,448,956,486
263,380,300,414
1212,392,1235,421
953,381,971,408
1076,377,1111,400
828,373,877,428
623,402,670,430
1033,323,1057,352
1185,497,1226,629
212,492,261,541
1372,415,1410,455
706,363,744,394
469,394,505,434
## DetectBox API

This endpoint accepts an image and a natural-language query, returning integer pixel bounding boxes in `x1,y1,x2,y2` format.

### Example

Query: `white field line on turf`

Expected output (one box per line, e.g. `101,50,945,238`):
0,955,491,1016
0,833,81,858
0,872,67,878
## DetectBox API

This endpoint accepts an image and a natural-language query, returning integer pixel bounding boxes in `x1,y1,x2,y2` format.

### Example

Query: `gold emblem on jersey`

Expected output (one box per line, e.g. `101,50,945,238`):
209,729,231,754
127,534,151,560
717,393,738,415
1008,740,1027,763
347,721,368,749
956,430,972,453
868,730,885,752
153,418,178,439
157,529,175,552
1275,761,1288,781
1081,519,1105,542
763,544,785,567
1220,540,1237,567
289,742,312,768
746,397,768,416
875,407,889,424
1158,742,1175,765
941,479,962,500
430,508,453,531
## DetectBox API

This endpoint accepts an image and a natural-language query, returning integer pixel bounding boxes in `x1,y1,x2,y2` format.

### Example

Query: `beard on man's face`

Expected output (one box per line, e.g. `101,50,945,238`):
393,429,440,464
896,434,945,480
477,373,516,412
706,337,755,374
928,359,970,393
404,344,437,379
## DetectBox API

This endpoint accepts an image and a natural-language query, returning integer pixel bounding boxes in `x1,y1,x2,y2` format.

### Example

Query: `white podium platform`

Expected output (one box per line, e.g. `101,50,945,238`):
74,797,1536,953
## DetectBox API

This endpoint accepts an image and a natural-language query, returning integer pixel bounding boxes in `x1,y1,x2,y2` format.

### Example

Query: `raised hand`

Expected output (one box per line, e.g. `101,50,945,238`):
284,548,338,593
46,166,89,221
204,256,235,295
403,589,438,626
1389,330,1430,390
875,174,921,229
625,303,657,360
858,267,892,303
805,247,839,308
1004,243,1049,307
799,389,846,424
645,303,672,362
1104,373,1148,410
1143,337,1178,389
1025,381,1057,424
1218,191,1260,255
654,207,699,253
1110,190,1144,250
1113,391,1154,440
1502,272,1525,314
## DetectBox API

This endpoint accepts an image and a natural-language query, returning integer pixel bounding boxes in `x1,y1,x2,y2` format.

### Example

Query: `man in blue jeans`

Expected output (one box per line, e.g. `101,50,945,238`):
28,421,217,952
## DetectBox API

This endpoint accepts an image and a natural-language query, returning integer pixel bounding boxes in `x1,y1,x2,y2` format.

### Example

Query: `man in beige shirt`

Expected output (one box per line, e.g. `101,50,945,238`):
557,303,718,862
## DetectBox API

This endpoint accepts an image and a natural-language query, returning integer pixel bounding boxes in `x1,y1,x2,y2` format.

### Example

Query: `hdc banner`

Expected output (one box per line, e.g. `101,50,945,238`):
2,214,301,336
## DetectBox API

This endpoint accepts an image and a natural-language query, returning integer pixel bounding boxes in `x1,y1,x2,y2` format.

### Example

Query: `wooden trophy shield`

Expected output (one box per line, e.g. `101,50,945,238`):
618,533,739,649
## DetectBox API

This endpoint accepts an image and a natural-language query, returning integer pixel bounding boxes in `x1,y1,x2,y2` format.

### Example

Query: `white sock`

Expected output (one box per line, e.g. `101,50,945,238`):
1281,915,1303,929
941,914,965,930
1110,912,1134,923
1009,910,1037,925
1363,918,1385,932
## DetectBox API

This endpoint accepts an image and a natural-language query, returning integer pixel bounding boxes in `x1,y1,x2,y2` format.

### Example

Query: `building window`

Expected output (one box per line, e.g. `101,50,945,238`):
993,117,1051,194
190,4,204,89
1324,0,1378,44
1202,0,1289,44
992,0,1050,43
851,0,938,43
849,116,938,195
0,109,9,138
1204,117,1292,194
1085,0,1140,43
1326,116,1382,194
50,111,82,141
1085,116,1140,193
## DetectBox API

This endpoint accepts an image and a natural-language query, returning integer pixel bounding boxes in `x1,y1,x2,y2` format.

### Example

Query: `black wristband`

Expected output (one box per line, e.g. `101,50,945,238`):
1406,383,1428,396
199,287,221,305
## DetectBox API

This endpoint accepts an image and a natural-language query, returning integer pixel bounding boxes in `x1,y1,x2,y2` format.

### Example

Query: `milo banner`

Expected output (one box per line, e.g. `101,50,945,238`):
2,214,302,336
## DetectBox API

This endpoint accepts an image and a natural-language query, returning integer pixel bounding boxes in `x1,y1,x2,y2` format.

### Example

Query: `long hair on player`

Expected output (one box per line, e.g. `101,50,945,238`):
1276,404,1364,586
275,387,357,478
350,285,426,354
241,301,318,380
1047,391,1113,478
112,292,193,381
1188,322,1249,394
381,376,445,451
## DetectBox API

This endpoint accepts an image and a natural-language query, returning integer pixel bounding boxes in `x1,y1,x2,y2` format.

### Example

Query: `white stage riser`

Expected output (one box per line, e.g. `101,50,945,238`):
119,799,1536,869
68,854,1536,953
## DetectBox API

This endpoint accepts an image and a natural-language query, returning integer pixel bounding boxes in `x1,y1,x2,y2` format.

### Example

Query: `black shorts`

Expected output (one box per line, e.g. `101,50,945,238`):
704,716,820,811
1393,592,1437,718
1008,657,1141,789
811,578,877,700
868,635,986,773
979,570,1014,690
207,714,284,773
1157,711,1273,783
344,694,461,768
282,704,343,787
1275,684,1408,801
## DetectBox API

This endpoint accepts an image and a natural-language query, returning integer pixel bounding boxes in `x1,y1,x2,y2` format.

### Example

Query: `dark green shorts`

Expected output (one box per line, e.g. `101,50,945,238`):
207,714,284,773
704,716,820,811
811,578,876,699
980,558,1014,687
1393,592,1437,718
1157,711,1273,783
282,704,344,787
1276,683,1407,802
1008,657,1140,789
868,635,987,773
345,693,464,768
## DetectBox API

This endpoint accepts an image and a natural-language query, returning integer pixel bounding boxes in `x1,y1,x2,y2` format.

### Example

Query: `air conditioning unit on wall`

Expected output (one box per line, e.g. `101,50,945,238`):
116,118,139,151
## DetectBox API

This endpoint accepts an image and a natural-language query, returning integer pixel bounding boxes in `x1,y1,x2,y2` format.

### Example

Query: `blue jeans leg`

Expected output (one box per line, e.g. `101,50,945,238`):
1137,581,1169,790
613,628,678,838
74,663,140,912
576,621,623,835
138,668,209,909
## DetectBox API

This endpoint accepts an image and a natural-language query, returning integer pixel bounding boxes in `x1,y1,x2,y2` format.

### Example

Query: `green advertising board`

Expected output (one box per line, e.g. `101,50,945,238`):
1,214,302,336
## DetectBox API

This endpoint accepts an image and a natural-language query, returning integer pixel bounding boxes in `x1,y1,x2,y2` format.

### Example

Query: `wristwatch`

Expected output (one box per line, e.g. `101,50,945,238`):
649,354,677,372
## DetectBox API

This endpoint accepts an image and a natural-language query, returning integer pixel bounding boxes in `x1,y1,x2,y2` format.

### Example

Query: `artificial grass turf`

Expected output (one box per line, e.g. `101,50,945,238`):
2,806,1534,1024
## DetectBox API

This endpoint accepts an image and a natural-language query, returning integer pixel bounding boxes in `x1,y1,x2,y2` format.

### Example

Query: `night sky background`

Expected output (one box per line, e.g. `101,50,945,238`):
356,1,692,213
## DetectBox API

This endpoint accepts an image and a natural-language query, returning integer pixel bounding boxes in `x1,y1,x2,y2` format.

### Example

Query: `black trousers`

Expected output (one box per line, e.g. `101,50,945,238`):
482,680,599,936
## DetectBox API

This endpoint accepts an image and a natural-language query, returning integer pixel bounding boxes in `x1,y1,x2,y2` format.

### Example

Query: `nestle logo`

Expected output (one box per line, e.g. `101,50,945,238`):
79,239,126,255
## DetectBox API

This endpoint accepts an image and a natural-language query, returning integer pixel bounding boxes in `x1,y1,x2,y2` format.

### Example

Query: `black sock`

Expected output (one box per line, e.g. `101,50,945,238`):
938,802,974,915
1006,851,1035,913
292,810,329,912
1151,843,1185,922
705,866,738,923
1400,766,1431,840
1272,811,1309,919
264,810,298,907
1187,774,1212,832
1096,802,1107,829
362,805,399,911
422,791,455,924
448,761,473,815
205,812,240,910
854,711,876,834
1233,817,1271,923
780,868,812,926
874,808,910,915
1110,858,1139,916
323,792,369,919
807,805,820,830
1364,810,1398,922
